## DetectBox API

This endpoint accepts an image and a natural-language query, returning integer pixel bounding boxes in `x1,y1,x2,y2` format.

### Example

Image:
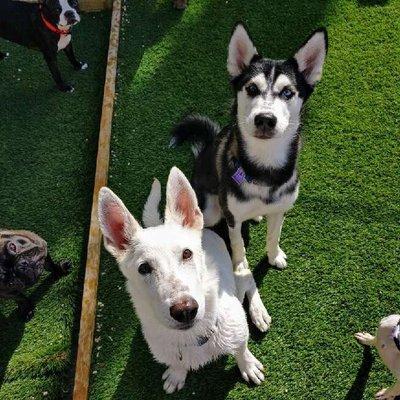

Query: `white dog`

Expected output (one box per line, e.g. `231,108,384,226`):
98,167,264,393
355,315,400,400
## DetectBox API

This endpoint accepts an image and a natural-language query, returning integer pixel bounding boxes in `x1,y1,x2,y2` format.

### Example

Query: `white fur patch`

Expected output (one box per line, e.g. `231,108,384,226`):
57,34,71,51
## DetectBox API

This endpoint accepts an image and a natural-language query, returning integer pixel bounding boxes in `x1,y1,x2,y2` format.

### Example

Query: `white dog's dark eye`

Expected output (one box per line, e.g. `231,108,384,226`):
246,83,260,97
280,88,294,100
138,262,152,275
182,249,192,260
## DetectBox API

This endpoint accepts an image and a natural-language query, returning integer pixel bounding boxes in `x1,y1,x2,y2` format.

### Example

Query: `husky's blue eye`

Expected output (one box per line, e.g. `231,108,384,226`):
281,88,294,100
138,262,152,275
246,83,260,97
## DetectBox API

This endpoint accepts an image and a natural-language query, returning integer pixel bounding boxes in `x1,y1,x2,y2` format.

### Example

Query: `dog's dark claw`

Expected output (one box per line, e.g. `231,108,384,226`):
58,83,75,93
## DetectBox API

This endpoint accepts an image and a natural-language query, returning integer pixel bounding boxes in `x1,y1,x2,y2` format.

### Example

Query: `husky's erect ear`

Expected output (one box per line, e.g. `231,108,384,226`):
165,167,203,231
227,23,258,77
98,187,141,259
294,28,328,86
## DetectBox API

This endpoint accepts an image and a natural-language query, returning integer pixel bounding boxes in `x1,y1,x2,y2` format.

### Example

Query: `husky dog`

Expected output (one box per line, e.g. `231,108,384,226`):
98,167,264,393
170,23,328,332
355,315,400,400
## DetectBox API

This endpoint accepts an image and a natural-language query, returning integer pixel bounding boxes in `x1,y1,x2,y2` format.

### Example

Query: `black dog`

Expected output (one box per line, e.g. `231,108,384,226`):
0,0,87,92
0,229,71,321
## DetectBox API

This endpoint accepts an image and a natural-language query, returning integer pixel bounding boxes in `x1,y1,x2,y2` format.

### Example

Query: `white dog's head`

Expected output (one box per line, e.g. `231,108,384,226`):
98,167,208,331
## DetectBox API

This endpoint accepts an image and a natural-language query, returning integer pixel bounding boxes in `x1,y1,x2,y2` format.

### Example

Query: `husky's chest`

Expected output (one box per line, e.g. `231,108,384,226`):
228,175,299,220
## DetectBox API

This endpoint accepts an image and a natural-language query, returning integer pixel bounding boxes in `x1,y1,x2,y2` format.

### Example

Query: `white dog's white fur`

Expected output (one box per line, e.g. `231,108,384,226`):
98,167,264,393
355,315,400,400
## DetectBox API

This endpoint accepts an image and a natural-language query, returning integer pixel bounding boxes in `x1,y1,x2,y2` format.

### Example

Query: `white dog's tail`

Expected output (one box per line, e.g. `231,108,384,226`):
142,178,163,227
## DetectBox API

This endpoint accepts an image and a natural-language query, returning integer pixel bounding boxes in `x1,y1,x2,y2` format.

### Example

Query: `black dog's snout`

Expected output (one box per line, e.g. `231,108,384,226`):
64,11,77,24
170,296,198,324
255,113,277,130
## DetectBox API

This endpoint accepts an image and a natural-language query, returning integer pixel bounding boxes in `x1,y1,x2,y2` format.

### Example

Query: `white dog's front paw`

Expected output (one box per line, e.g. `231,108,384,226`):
249,294,271,332
162,366,187,394
375,388,398,400
354,332,376,346
268,247,287,269
237,349,265,385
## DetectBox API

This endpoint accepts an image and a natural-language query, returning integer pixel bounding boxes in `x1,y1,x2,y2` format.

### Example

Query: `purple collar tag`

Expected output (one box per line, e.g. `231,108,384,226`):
232,166,247,185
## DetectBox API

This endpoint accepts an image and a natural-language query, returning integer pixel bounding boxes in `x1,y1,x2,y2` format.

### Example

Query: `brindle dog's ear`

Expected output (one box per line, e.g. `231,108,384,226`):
6,240,23,256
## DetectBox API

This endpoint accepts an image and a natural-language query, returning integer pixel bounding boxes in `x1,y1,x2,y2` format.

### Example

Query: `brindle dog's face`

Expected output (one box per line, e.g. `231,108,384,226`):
0,231,47,292
42,0,81,27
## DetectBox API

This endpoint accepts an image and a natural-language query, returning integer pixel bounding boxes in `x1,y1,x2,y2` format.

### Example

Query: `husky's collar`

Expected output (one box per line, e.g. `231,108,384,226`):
231,158,253,185
393,321,400,351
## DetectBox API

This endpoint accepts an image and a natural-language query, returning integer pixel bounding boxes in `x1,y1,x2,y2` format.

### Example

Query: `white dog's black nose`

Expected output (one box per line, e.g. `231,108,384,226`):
255,113,277,130
170,296,198,323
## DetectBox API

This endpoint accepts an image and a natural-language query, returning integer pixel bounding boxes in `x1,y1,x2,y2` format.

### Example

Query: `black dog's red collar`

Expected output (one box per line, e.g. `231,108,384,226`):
39,6,71,35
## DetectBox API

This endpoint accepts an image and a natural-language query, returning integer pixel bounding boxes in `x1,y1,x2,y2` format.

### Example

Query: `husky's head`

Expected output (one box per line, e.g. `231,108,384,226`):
98,167,208,331
228,23,328,140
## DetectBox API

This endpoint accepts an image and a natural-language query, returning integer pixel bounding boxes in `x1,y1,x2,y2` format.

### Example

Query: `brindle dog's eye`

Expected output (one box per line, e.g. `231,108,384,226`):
138,262,152,275
246,83,259,97
281,88,294,100
182,249,192,260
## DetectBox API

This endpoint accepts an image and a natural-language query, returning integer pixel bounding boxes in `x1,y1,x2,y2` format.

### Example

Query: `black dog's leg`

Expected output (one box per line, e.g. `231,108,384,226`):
42,51,74,92
14,291,35,321
44,254,72,279
64,42,87,71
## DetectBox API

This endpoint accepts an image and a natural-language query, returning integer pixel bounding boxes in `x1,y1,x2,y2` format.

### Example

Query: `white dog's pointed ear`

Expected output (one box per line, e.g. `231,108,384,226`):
165,167,203,231
98,187,141,259
294,28,328,86
227,23,258,77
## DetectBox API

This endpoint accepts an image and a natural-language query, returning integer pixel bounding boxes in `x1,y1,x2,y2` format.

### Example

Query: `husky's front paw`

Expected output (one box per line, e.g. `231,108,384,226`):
249,295,271,332
162,366,187,394
237,349,264,385
268,247,287,269
375,387,399,400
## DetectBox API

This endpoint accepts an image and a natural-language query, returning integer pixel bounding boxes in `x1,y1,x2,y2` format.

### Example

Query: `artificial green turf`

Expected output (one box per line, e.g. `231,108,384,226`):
0,11,110,399
90,0,400,399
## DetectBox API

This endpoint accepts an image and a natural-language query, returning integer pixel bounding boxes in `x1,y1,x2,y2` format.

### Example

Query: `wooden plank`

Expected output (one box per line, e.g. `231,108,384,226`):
72,0,121,398
80,0,112,12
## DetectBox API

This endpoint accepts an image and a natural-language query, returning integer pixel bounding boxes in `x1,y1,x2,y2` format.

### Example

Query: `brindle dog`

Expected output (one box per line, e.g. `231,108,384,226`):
0,229,71,321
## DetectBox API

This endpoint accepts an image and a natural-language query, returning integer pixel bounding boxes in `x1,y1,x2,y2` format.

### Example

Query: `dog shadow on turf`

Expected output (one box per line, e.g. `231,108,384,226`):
0,273,58,387
112,327,241,400
344,346,373,400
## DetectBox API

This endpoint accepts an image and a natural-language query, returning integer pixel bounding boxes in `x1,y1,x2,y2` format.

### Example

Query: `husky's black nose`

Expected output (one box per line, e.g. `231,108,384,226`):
64,11,77,24
170,296,198,324
255,113,277,130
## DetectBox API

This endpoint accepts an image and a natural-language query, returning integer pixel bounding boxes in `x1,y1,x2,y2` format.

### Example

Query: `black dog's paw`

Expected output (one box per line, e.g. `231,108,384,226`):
58,260,72,275
18,304,34,322
0,52,10,61
58,83,75,93
75,61,88,71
